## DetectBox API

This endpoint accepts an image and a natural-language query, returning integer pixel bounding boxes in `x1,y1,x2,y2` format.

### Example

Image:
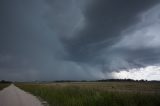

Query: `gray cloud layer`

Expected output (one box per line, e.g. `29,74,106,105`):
0,0,160,81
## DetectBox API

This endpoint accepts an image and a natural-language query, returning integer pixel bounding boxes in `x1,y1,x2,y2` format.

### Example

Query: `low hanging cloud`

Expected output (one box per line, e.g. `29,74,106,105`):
0,0,160,81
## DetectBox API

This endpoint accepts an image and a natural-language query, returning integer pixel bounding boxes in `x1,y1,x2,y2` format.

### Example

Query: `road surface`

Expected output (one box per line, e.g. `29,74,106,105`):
0,84,43,106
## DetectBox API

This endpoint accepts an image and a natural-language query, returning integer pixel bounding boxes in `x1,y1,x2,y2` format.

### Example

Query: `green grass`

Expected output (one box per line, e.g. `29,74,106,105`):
16,82,160,106
0,83,10,90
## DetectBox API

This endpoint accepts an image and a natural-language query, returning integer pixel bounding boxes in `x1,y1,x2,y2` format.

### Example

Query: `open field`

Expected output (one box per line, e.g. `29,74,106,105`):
16,82,160,106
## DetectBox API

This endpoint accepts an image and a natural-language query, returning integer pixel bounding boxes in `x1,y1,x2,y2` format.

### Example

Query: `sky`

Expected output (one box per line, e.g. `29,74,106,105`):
0,0,160,81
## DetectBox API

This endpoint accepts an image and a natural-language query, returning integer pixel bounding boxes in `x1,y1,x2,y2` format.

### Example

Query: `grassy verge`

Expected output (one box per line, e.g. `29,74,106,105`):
0,83,10,90
17,82,160,106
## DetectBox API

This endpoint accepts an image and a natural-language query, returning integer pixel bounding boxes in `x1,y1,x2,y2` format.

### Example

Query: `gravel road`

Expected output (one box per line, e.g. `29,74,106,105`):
0,84,43,106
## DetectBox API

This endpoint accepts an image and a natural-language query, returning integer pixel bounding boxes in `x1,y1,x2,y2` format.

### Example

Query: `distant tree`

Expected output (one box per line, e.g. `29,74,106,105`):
0,80,12,83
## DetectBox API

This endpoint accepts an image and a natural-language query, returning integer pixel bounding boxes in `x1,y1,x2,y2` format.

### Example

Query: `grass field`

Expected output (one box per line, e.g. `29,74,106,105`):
0,83,10,90
16,82,160,106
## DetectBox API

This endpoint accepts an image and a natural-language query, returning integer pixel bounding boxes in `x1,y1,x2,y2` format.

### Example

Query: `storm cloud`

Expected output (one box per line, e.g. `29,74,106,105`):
0,0,160,81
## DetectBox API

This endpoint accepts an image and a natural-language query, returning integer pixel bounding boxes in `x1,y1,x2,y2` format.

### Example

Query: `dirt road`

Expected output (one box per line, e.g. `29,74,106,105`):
0,84,43,106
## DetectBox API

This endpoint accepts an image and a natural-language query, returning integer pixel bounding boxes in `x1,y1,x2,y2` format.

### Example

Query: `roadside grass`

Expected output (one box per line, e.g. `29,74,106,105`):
16,82,160,106
0,83,10,90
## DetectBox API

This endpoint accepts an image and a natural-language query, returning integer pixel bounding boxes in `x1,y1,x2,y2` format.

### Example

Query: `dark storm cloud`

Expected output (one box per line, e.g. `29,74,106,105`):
0,0,160,81
0,0,67,80
0,0,94,81
109,3,160,71
65,0,159,62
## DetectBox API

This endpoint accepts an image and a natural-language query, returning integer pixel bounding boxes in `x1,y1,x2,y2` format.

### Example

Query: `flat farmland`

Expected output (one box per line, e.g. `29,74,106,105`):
16,82,160,106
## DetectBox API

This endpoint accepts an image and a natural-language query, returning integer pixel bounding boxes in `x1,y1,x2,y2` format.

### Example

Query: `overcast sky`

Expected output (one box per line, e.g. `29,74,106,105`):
0,0,160,81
